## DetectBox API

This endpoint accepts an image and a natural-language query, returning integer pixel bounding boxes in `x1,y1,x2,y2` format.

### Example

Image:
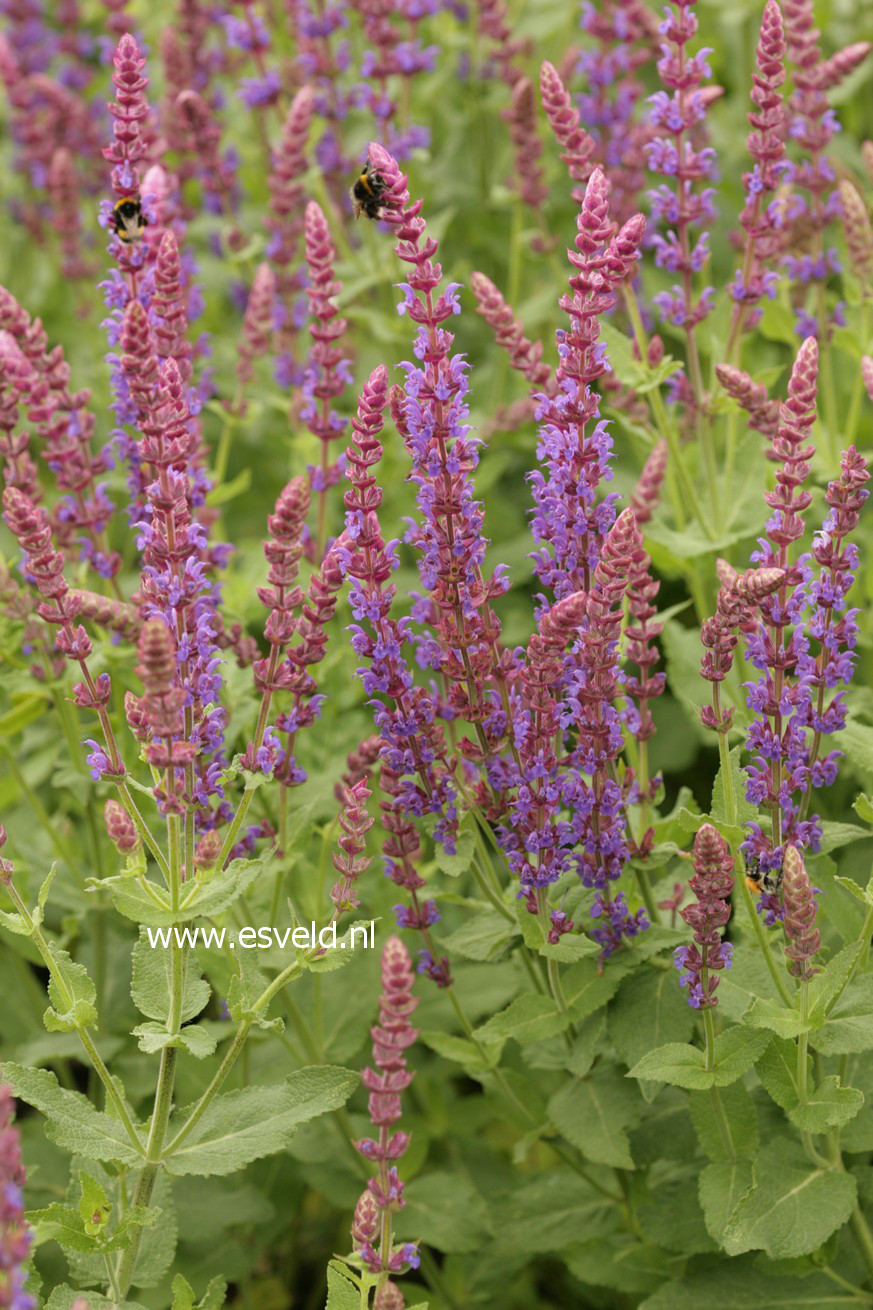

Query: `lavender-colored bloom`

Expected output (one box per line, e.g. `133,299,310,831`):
353,937,420,1280
645,0,717,403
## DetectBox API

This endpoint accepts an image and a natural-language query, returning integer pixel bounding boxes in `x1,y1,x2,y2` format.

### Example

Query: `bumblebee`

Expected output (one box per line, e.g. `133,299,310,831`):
351,162,387,221
745,854,784,897
111,196,146,245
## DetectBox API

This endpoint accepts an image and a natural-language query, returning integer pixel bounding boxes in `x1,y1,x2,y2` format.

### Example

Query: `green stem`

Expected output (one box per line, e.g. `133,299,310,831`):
798,981,810,1104
844,303,870,443
714,726,793,1006
702,1002,717,1074
851,1206,873,1287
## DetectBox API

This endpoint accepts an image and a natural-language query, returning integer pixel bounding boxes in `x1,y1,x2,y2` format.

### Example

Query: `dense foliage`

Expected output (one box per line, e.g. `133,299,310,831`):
1,0,873,1307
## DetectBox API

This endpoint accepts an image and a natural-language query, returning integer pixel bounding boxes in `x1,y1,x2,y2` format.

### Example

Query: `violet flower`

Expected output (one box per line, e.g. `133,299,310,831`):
781,1,869,339
741,337,819,873
268,87,314,386
528,167,645,601
576,0,658,224
673,823,734,1009
0,288,118,582
302,201,351,553
354,936,420,1283
726,0,788,352
645,0,717,401
503,77,547,213
368,142,513,775
339,364,456,957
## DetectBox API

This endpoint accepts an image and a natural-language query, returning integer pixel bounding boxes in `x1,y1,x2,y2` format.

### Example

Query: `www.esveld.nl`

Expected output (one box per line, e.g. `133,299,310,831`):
144,920,376,950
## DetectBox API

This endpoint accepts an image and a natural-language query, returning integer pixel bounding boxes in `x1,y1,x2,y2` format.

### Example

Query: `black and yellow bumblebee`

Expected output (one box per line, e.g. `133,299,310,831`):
111,196,146,244
351,162,387,221
745,854,784,897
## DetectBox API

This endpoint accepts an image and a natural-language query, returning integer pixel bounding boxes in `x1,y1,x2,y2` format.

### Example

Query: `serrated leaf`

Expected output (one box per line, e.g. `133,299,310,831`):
44,945,97,1032
742,995,807,1040
637,1177,715,1254
609,966,695,1069
131,928,210,1024
325,1261,360,1310
566,1231,675,1293
474,994,567,1045
165,1066,358,1176
699,1159,755,1247
787,1076,864,1134
548,1066,640,1169
628,1028,770,1090
564,957,629,1022
689,1082,758,1162
78,1171,110,1232
4,1064,142,1165
397,1171,490,1253
711,745,758,835
131,1021,217,1058
640,1255,856,1308
757,1035,810,1112
419,1028,502,1071
171,1274,227,1310
490,1170,613,1255
106,856,264,926
46,1287,147,1310
723,1138,857,1258
811,976,873,1054
441,910,518,961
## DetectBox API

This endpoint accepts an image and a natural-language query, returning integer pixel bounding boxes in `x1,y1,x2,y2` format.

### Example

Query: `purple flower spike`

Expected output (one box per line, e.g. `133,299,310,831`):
353,937,420,1281
673,824,734,1009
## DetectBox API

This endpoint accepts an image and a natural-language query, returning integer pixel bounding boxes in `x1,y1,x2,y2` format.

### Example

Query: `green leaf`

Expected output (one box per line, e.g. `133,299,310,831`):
0,693,50,737
640,1255,858,1308
170,1274,227,1310
699,1159,755,1247
742,995,807,1040
44,945,97,1032
46,1288,147,1310
689,1082,758,1162
548,1066,640,1169
130,928,210,1024
28,1199,155,1254
474,994,568,1046
226,951,282,1033
853,792,873,826
4,1064,142,1165
490,1170,613,1256
808,941,865,1023
564,957,629,1022
811,976,873,1054
106,856,263,926
566,1231,675,1294
636,1177,715,1254
722,1138,857,1258
418,1029,502,1071
609,966,695,1070
787,1076,864,1134
165,1066,358,1176
78,1171,110,1233
711,745,758,839
131,1021,217,1058
628,1029,770,1091
397,1171,490,1253
324,1261,360,1310
757,1035,810,1112
441,910,518,961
